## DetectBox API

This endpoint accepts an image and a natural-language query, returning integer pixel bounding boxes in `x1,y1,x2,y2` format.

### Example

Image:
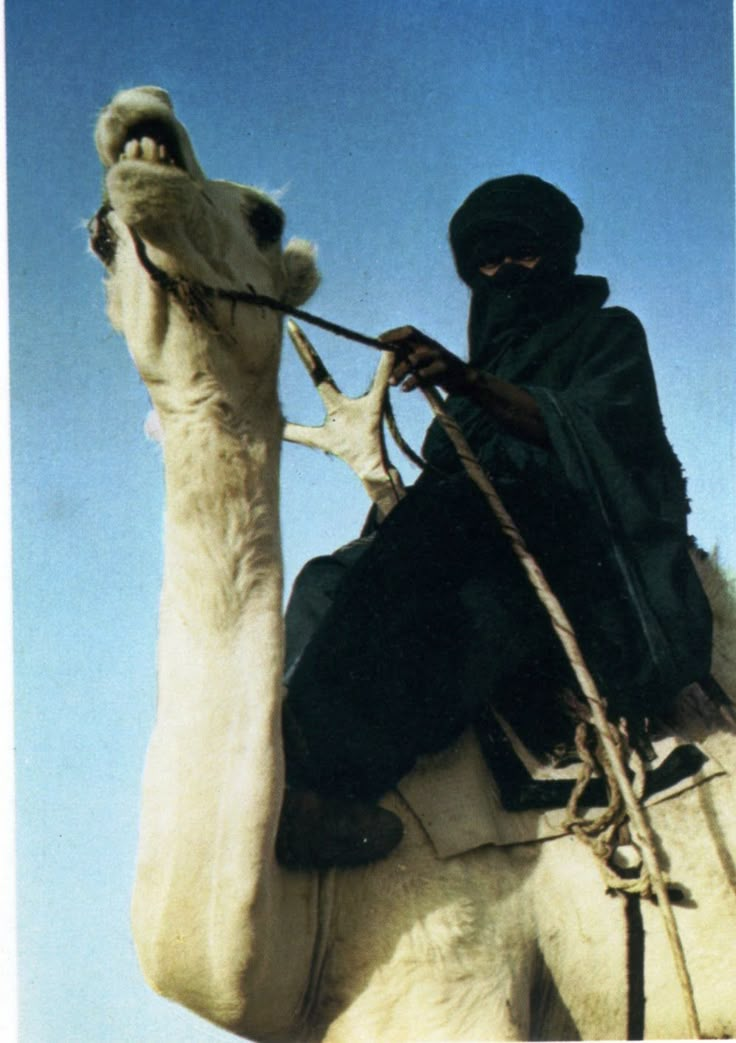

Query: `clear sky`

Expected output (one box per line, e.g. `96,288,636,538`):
6,1,735,1040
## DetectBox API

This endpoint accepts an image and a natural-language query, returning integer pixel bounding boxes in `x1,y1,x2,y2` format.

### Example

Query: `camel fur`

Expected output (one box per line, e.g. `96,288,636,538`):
92,86,736,1041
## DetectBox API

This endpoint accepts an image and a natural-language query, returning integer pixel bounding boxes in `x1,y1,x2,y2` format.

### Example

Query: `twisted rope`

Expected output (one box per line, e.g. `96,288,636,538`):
563,723,653,897
418,386,701,1038
383,395,427,472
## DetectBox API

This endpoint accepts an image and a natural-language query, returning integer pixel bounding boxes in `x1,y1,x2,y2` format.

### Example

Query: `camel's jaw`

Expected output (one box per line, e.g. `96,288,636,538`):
103,115,194,222
95,86,203,179
95,87,209,238
94,88,212,248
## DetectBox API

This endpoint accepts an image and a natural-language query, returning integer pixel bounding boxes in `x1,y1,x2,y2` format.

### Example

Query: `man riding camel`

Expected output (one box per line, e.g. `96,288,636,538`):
276,174,712,870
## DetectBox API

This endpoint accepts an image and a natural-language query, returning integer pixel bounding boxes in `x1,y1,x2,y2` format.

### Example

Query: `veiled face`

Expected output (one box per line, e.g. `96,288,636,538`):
478,254,541,278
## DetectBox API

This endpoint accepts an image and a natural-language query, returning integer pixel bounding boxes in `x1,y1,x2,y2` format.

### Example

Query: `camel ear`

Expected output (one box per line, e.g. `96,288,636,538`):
282,238,320,306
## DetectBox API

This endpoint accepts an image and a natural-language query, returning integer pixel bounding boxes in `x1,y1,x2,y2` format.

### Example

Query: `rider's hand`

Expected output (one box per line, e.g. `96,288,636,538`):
379,326,472,395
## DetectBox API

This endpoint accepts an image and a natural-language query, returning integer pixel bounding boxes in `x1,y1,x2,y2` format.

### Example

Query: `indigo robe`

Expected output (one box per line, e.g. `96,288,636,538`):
420,274,712,710
284,276,712,798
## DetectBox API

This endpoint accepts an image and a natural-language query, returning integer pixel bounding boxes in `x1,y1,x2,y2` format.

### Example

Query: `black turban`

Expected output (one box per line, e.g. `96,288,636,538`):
449,174,584,285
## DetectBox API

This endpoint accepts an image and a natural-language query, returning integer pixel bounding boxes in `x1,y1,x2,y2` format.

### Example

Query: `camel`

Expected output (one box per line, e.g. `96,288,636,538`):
91,86,736,1041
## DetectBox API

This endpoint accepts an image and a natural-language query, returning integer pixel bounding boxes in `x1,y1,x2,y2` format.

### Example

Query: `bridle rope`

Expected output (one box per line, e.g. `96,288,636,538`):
130,228,397,351
131,226,428,471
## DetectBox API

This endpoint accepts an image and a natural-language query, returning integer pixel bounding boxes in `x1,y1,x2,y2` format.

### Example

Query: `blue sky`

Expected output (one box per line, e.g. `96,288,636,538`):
6,1,734,1040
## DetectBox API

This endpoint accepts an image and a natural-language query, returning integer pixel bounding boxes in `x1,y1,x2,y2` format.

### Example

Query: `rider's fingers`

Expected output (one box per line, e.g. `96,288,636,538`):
390,345,444,381
378,325,421,345
399,360,447,389
389,358,413,385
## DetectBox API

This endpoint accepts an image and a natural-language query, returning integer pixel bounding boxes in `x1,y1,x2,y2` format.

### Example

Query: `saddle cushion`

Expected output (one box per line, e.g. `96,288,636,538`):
396,723,725,859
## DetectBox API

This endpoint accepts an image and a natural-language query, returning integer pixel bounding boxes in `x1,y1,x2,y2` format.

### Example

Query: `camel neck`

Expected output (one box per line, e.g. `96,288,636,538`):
159,406,284,636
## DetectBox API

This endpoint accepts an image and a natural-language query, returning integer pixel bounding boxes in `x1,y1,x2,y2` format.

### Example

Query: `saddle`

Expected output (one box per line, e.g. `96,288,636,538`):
472,674,733,812
474,705,707,812
396,678,729,859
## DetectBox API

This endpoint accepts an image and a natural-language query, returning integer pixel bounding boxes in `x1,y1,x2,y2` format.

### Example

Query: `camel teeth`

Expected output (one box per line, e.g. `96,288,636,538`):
123,138,142,160
117,135,178,167
139,136,158,161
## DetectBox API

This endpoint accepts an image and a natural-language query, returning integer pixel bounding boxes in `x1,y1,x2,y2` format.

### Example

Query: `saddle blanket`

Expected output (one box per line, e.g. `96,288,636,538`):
396,719,725,859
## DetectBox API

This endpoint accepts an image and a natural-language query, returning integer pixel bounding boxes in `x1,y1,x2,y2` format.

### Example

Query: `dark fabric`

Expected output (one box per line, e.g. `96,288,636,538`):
464,264,576,367
283,269,711,801
284,536,375,682
421,275,712,714
284,476,565,800
449,174,584,285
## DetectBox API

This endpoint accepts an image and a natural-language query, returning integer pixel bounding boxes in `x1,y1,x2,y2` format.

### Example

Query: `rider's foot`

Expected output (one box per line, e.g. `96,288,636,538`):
276,789,404,870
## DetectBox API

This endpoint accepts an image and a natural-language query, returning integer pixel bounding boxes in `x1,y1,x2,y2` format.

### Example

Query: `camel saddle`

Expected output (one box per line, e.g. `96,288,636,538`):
396,686,726,860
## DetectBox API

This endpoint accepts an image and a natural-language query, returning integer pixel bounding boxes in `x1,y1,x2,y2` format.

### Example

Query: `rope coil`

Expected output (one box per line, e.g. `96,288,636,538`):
417,384,702,1039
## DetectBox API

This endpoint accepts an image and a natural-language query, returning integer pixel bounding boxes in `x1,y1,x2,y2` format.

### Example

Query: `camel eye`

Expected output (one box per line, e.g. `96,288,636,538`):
248,201,284,248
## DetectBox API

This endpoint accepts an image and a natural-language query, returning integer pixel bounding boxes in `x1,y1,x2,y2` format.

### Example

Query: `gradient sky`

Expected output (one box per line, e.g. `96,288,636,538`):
7,1,735,1040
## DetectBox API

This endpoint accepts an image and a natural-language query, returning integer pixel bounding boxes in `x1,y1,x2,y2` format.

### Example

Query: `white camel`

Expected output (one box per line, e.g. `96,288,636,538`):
91,86,736,1041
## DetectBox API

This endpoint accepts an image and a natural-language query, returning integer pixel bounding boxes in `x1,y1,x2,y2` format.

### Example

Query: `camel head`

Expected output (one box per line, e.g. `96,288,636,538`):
90,85,319,414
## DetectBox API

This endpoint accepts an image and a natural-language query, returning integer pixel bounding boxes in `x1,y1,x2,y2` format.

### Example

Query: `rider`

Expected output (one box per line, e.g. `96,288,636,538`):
276,174,713,870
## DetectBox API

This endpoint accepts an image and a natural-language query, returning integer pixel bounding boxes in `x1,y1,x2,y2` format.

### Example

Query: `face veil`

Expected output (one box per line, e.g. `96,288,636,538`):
449,174,585,364
466,260,575,365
